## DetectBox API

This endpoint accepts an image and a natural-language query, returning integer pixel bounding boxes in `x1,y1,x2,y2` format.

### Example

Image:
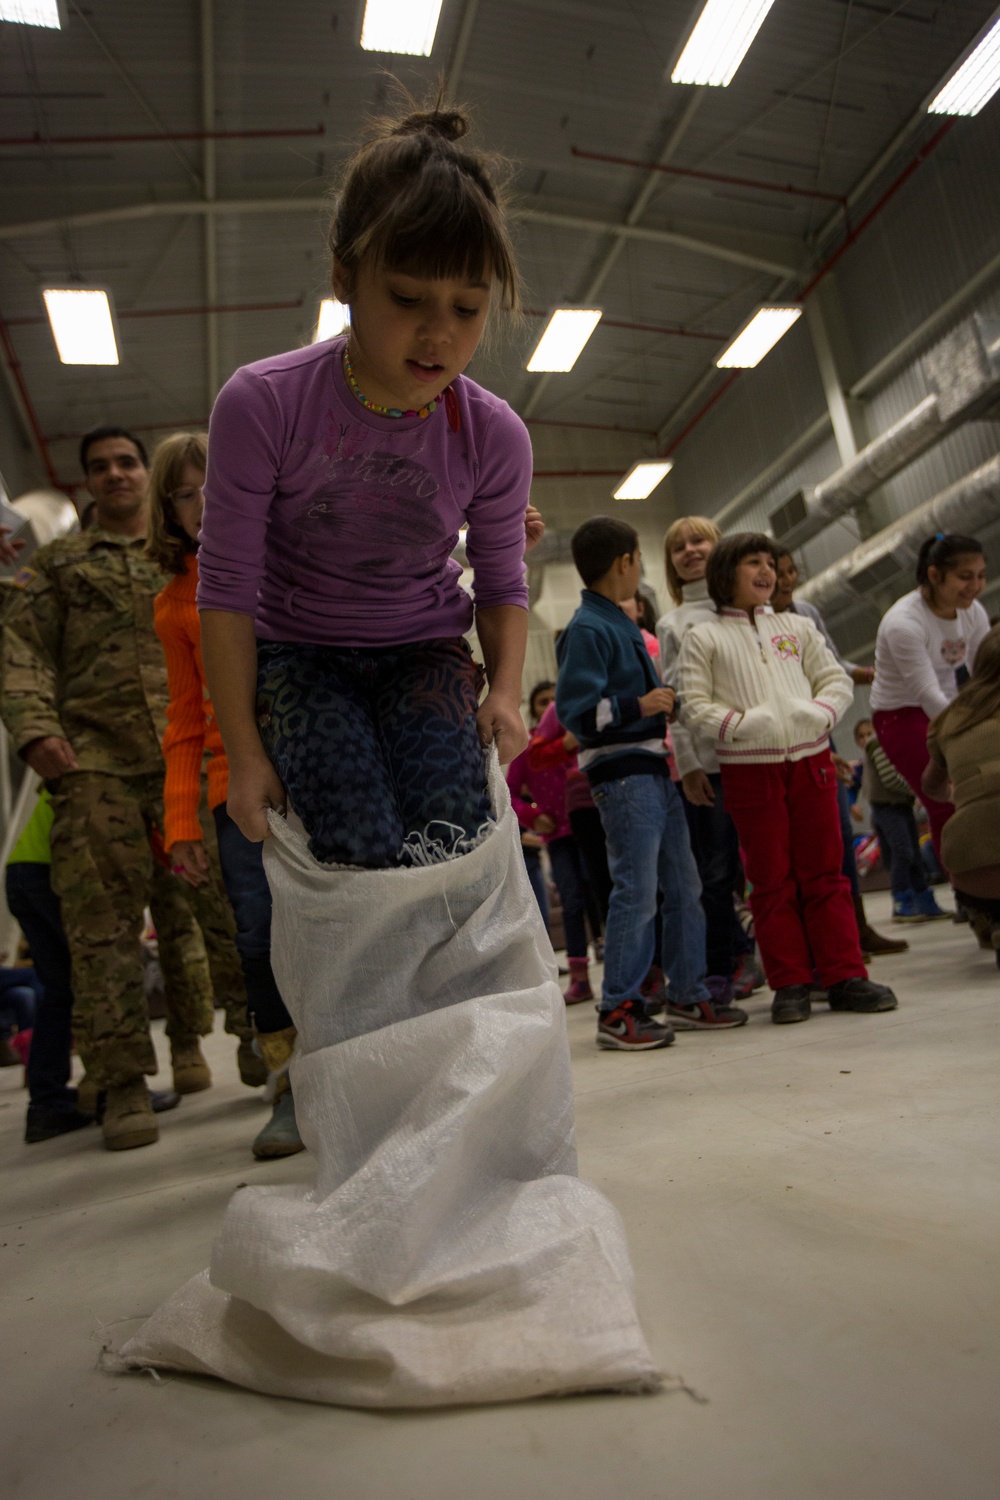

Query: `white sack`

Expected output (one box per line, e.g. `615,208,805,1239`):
121,757,660,1407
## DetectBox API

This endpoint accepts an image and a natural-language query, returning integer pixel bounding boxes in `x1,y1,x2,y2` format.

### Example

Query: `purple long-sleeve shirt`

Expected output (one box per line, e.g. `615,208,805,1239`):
197,335,532,646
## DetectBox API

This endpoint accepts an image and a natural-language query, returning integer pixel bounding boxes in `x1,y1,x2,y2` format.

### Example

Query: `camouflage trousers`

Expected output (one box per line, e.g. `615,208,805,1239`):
48,770,250,1089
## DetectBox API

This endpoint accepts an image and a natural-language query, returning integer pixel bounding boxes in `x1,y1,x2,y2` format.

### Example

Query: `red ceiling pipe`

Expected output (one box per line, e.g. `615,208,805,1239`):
795,118,955,305
6,298,304,328
526,417,657,436
662,119,957,461
44,417,211,443
0,312,64,490
531,469,624,479
599,315,724,342
571,145,848,210
524,307,723,341
0,125,325,147
663,371,743,458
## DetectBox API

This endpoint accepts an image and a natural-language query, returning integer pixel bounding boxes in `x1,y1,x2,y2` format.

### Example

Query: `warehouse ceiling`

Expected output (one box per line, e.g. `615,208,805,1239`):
0,0,998,494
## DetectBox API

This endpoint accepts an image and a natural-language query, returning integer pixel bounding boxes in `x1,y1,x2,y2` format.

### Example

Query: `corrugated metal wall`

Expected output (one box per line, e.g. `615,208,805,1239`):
665,102,1000,653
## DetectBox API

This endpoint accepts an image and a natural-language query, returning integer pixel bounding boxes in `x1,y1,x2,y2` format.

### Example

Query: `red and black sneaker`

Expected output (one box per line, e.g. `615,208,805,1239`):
666,997,748,1030
596,1000,675,1051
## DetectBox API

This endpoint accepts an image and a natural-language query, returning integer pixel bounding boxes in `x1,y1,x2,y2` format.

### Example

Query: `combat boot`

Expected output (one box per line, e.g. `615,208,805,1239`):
252,1026,304,1160
76,1076,100,1117
170,1036,212,1093
102,1078,158,1151
236,1036,268,1087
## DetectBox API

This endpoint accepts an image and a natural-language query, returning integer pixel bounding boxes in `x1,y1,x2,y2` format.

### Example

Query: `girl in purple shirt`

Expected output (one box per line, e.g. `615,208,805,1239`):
199,105,532,872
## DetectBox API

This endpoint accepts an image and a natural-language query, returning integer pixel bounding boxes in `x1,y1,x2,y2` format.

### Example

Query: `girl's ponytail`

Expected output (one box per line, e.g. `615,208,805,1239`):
328,90,520,314
390,110,469,144
916,533,984,587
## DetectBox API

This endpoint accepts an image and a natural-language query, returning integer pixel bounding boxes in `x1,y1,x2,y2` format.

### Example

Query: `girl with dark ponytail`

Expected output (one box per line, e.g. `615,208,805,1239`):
132,96,661,1406
198,96,530,866
871,533,988,876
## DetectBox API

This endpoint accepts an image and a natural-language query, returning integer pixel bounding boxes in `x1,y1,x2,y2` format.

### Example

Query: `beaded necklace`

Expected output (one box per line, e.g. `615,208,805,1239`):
341,346,461,432
342,347,439,419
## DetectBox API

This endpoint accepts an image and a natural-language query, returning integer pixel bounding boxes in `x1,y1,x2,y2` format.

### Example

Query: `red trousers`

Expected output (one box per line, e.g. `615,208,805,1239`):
872,705,954,866
721,751,866,990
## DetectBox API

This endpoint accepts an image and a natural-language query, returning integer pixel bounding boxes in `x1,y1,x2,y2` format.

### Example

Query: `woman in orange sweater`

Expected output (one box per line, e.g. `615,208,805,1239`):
147,432,302,1158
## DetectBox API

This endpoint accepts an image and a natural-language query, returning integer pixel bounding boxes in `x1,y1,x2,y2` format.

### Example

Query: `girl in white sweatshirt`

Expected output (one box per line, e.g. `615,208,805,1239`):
872,532,988,866
678,533,898,1026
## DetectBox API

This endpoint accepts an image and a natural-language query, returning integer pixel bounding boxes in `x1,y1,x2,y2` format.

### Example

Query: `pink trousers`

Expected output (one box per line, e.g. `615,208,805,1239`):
872,706,954,866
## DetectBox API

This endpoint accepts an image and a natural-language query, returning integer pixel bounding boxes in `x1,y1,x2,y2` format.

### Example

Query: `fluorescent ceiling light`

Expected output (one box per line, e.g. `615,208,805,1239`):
613,460,673,501
313,298,350,342
716,305,801,368
0,1,61,26
526,309,602,373
928,14,1000,116
671,0,776,87
43,288,119,366
360,0,443,56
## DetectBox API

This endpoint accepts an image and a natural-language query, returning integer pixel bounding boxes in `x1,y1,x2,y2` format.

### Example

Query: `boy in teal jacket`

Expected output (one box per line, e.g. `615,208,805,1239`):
556,517,746,1050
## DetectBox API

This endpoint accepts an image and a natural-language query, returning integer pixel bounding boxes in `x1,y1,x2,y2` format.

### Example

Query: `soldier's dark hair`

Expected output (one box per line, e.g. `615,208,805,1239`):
706,532,779,609
571,517,640,588
328,88,520,315
79,425,149,472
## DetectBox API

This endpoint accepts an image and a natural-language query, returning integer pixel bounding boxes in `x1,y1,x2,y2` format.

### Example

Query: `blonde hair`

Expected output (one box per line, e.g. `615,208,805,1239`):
663,516,723,605
145,431,207,576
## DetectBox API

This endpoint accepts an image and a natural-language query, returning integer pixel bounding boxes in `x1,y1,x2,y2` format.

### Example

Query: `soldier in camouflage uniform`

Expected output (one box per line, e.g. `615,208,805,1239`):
0,427,261,1151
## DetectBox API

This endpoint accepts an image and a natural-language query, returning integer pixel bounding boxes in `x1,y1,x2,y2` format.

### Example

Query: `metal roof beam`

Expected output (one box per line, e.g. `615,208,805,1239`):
0,198,797,277
201,0,219,405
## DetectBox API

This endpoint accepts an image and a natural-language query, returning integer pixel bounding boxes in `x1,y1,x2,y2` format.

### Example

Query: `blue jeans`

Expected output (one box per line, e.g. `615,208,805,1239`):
213,805,293,1035
592,771,710,1012
4,862,76,1111
547,835,589,958
522,844,549,929
838,781,860,897
871,803,927,895
0,969,39,1034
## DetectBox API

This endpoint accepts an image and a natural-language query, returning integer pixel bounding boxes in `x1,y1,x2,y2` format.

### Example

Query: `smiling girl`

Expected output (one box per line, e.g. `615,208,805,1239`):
678,533,897,1025
656,516,751,994
872,533,989,866
197,105,532,875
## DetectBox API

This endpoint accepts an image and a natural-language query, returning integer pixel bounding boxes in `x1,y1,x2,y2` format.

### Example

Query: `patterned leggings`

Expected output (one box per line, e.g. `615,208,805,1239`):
256,637,492,868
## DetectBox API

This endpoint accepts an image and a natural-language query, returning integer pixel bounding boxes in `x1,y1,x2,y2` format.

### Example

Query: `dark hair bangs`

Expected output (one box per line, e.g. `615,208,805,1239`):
351,159,519,310
706,531,779,608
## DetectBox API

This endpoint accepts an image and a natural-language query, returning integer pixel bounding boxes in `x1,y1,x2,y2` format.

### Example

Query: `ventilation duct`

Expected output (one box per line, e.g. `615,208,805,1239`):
794,452,1000,620
0,486,78,576
770,315,1000,549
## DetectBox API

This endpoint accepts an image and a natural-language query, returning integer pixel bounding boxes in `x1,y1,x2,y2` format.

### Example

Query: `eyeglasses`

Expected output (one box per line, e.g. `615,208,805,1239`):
169,485,204,506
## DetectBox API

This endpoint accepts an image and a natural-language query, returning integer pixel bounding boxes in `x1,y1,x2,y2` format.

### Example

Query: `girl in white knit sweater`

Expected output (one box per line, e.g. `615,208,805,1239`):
678,533,898,1025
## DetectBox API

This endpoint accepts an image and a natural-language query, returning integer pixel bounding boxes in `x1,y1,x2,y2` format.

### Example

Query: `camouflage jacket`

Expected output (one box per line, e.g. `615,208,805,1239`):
0,528,171,774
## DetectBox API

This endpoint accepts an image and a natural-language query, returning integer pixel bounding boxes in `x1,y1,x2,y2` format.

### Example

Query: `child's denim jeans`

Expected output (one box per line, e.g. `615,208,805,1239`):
591,770,711,1012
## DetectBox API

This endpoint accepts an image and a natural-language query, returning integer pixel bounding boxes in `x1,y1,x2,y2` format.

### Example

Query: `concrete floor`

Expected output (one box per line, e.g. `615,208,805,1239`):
3,889,999,1500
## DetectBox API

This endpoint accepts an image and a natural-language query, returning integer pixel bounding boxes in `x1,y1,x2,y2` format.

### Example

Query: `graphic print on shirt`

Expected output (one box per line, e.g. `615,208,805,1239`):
940,636,967,668
289,414,459,575
770,632,801,661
